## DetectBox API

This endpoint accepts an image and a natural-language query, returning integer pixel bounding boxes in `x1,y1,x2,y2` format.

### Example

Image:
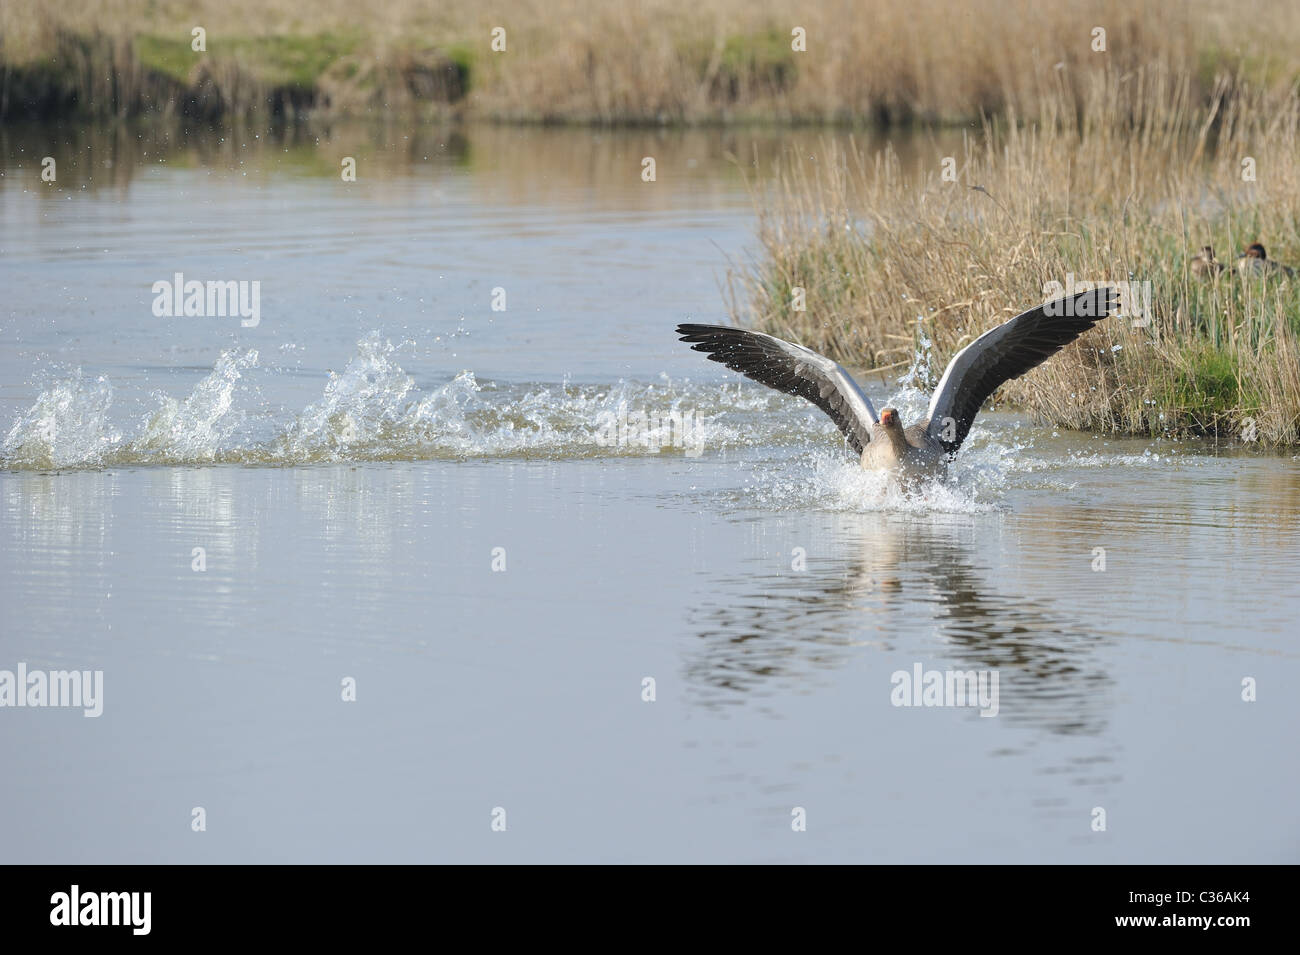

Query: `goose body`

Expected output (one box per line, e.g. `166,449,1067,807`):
860,409,945,477
1237,243,1296,278
677,287,1117,478
1190,246,1225,277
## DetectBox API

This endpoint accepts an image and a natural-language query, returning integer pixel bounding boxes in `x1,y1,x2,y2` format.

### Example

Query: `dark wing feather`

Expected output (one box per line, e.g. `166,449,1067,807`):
676,324,878,454
925,287,1118,454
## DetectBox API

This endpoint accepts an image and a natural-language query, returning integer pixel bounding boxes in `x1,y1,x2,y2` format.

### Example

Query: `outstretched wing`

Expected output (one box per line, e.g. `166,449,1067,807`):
676,324,878,454
925,287,1118,454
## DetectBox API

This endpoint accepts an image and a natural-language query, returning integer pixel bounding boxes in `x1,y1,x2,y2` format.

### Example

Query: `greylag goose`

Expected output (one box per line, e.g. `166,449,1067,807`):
677,287,1117,478
1237,243,1295,278
1190,246,1225,277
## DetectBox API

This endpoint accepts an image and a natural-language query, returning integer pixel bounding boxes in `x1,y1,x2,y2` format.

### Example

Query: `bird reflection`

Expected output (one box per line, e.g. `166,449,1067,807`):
682,513,1114,738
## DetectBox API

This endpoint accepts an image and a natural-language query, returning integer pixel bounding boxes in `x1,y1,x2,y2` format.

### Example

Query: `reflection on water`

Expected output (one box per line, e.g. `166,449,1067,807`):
684,513,1113,739
0,120,968,196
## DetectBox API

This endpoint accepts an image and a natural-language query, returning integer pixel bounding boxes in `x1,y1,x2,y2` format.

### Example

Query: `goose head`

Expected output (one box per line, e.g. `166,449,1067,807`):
878,408,906,440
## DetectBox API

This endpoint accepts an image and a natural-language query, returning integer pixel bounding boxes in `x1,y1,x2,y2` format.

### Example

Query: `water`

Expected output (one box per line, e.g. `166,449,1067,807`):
1,123,1296,863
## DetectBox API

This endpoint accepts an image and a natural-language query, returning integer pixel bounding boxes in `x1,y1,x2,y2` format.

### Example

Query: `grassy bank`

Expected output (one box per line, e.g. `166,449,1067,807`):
729,77,1300,444
2,0,1299,124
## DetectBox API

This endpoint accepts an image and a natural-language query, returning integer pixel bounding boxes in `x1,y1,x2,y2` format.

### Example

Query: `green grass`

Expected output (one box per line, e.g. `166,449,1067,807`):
1196,45,1299,92
717,29,797,97
136,31,360,89
133,35,195,84
1166,347,1246,415
443,42,475,90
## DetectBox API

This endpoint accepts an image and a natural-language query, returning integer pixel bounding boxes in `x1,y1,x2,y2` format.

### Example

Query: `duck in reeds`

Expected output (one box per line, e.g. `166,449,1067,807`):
1190,246,1225,278
1237,243,1296,279
677,287,1117,480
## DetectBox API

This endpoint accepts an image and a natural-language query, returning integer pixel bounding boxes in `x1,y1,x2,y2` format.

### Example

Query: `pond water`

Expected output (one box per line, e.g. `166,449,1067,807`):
1,122,1296,863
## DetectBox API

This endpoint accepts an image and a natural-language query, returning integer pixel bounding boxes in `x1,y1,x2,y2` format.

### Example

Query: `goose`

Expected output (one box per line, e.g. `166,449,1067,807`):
1190,246,1225,277
1237,243,1296,278
677,287,1117,478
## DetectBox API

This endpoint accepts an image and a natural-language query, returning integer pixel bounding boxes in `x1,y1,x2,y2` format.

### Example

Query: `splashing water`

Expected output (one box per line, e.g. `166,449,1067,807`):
0,334,793,470
738,448,1004,515
1,333,1185,517
131,349,261,463
895,316,936,394
1,370,122,470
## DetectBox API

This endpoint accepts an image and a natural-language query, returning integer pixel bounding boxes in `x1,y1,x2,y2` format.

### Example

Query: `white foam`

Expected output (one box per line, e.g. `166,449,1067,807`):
130,349,260,463
0,370,122,469
1,334,813,469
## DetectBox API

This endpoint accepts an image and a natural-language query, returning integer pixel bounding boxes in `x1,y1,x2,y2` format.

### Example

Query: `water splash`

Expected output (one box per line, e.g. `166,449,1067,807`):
895,316,936,394
130,349,260,463
278,334,430,460
0,370,122,470
741,449,1002,515
0,335,800,470
0,333,1190,506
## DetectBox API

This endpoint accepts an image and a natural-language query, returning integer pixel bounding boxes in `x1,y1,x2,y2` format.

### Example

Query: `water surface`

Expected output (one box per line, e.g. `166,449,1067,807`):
1,123,1296,863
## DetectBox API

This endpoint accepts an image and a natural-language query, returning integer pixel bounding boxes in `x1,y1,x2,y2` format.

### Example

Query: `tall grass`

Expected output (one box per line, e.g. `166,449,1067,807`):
3,0,1299,123
729,70,1300,443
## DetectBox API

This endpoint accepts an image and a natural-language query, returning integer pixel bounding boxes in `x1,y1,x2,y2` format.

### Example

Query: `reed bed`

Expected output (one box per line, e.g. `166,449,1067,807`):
2,0,1299,123
729,71,1300,443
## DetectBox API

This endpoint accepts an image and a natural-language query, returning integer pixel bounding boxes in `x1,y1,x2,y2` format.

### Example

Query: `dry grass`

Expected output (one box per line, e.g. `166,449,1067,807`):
729,72,1300,443
2,0,1299,122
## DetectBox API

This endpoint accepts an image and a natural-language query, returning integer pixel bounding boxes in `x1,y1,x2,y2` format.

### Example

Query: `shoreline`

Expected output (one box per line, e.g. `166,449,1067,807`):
729,114,1300,446
4,0,1297,127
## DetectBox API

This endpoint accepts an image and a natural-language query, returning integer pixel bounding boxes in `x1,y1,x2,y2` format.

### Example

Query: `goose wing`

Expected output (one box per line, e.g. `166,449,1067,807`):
676,324,878,454
925,287,1118,454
